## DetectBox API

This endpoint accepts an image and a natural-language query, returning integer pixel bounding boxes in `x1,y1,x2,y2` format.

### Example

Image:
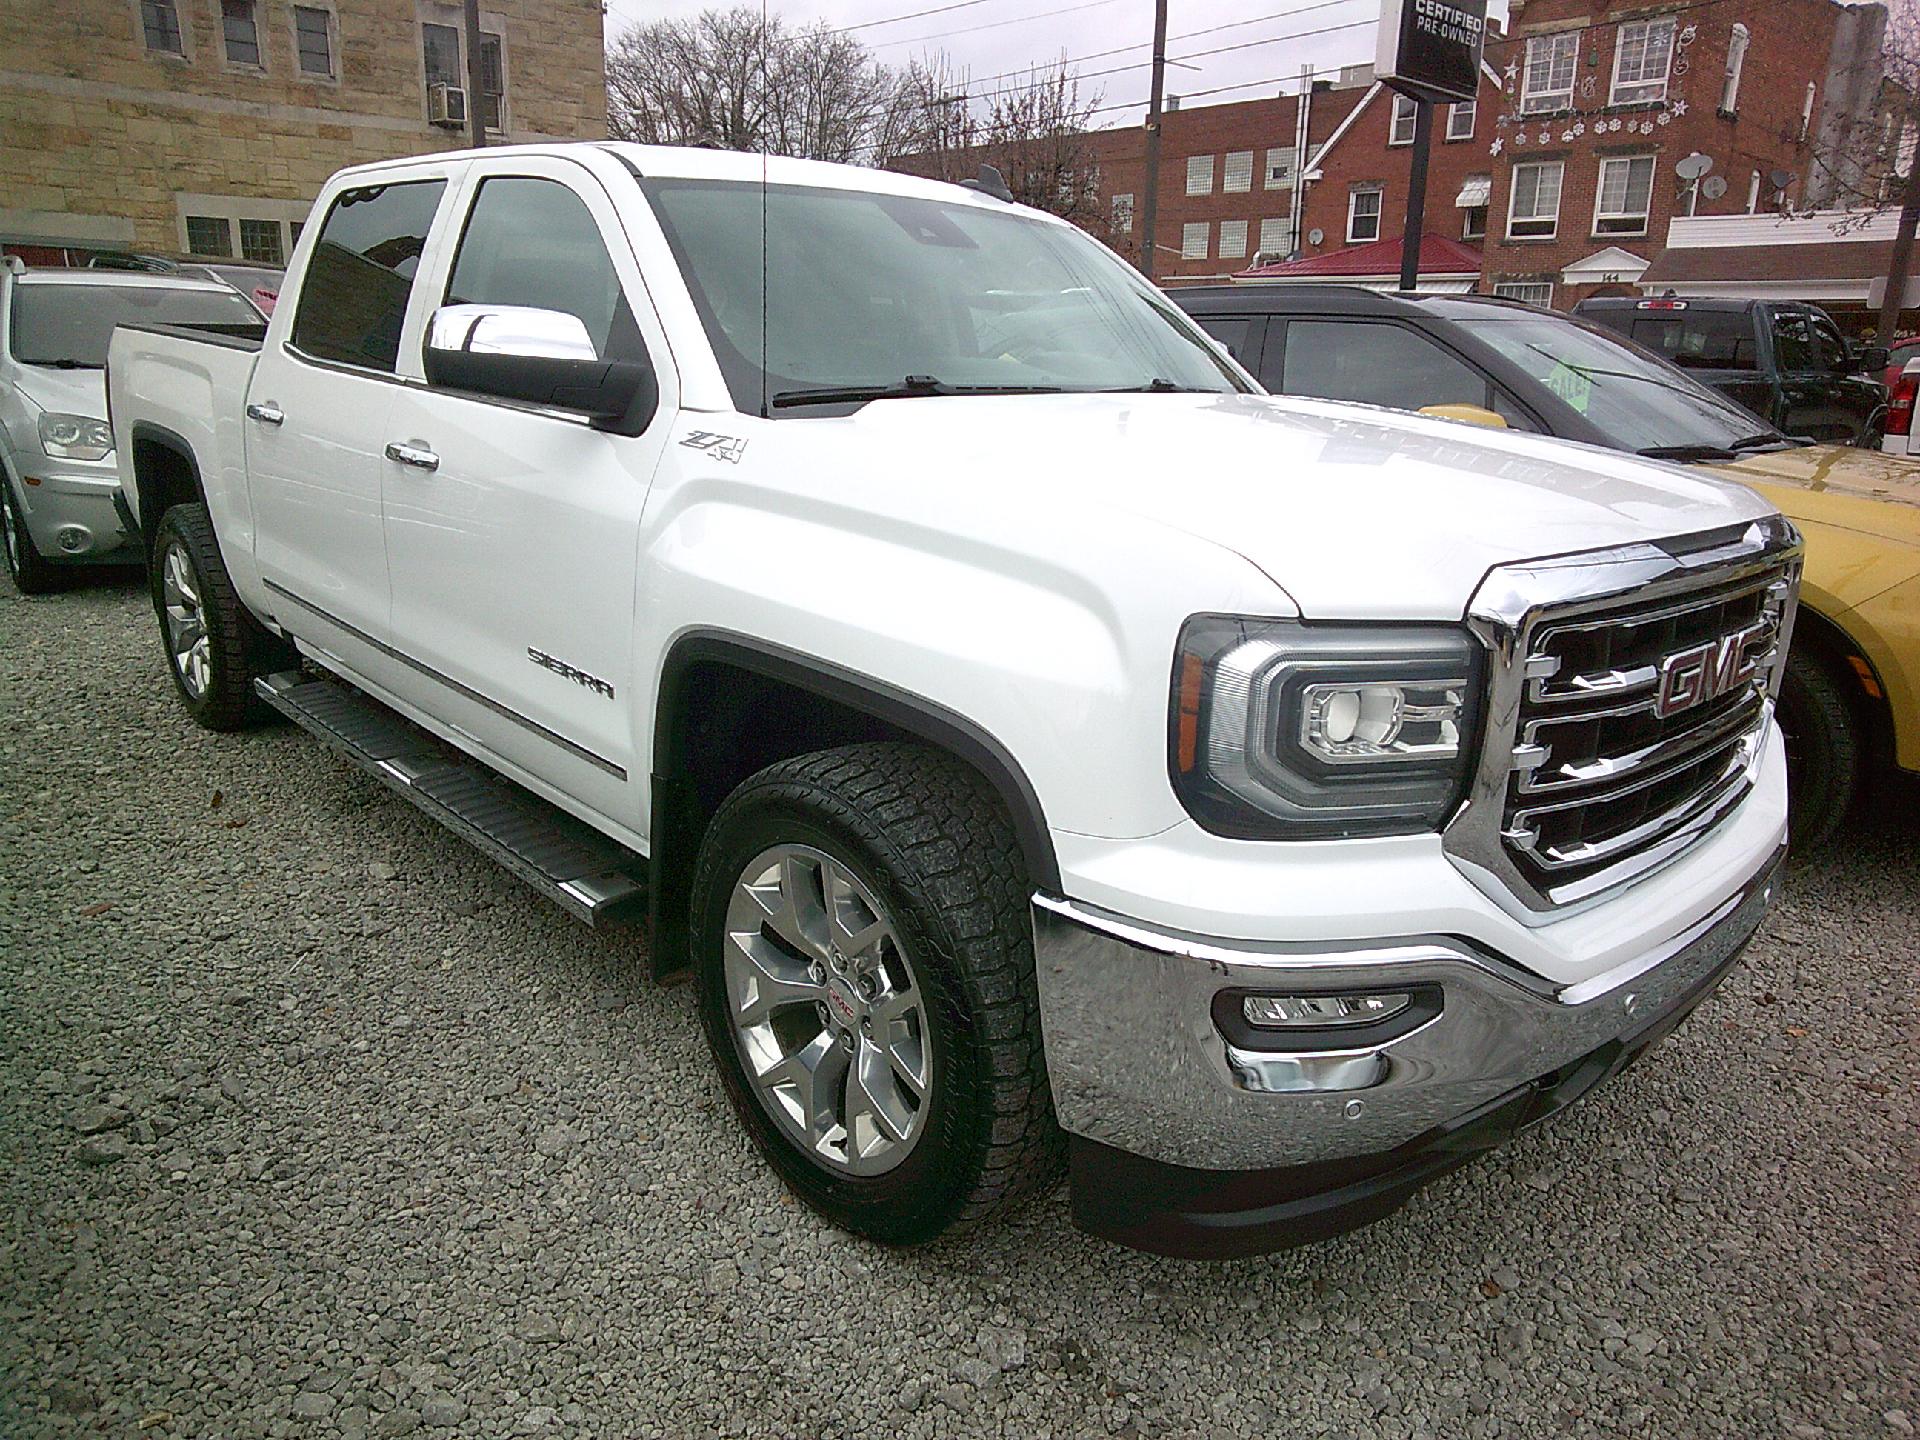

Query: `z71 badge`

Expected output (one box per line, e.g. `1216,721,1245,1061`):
680,430,748,464
527,648,615,700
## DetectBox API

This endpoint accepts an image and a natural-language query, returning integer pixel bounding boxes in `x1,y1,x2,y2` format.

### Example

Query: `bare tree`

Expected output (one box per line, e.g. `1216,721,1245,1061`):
883,58,1110,233
1803,0,1919,336
606,6,901,163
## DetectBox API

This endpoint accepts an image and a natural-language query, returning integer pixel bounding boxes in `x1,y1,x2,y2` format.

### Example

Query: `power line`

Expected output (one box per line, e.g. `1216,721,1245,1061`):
870,0,1127,52
828,0,1015,35
872,0,1349,55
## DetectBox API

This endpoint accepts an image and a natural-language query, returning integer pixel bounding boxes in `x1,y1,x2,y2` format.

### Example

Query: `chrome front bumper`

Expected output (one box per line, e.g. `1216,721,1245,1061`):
1032,843,1782,1174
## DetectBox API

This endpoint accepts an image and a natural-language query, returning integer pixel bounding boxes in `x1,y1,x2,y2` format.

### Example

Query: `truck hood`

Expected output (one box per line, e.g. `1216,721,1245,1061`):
9,364,107,420
828,391,1778,619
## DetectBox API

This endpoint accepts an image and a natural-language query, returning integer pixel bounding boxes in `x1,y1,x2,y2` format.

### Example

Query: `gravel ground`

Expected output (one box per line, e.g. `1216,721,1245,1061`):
2,570,1915,1440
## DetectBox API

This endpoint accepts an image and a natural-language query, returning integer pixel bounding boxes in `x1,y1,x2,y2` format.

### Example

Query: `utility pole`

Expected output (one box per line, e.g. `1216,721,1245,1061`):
1876,159,1919,342
463,0,486,147
1138,0,1169,282
1398,98,1433,291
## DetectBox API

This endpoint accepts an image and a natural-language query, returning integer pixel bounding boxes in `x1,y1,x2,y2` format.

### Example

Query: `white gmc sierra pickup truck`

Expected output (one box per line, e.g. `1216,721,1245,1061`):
108,144,1799,1258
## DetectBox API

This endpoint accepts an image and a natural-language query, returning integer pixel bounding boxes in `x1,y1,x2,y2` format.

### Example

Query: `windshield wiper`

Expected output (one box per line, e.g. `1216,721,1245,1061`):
1099,378,1210,394
1728,432,1797,452
770,375,1065,409
25,358,101,370
1636,443,1739,461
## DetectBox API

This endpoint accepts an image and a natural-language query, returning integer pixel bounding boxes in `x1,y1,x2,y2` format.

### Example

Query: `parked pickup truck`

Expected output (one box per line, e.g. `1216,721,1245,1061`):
1573,296,1888,448
109,144,1799,1258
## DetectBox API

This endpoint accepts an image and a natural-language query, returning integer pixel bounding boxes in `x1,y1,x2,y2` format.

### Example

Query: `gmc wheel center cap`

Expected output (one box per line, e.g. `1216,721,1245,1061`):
826,979,862,1027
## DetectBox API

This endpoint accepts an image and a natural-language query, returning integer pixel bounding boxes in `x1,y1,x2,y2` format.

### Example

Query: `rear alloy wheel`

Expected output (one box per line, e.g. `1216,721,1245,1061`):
150,503,292,731
0,473,59,595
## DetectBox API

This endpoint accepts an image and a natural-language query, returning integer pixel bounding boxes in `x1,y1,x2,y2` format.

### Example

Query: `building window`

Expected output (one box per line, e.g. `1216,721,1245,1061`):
1507,161,1562,239
140,0,185,55
220,0,262,66
1180,223,1209,260
1264,147,1297,189
1111,193,1134,233
1186,155,1214,196
1463,204,1488,239
1219,220,1249,259
1347,187,1383,243
1610,17,1676,106
422,20,507,131
185,216,233,257
238,217,284,264
1224,151,1254,193
293,6,333,76
1721,23,1750,113
1594,155,1655,236
294,6,334,78
1494,280,1554,307
1257,216,1294,261
1521,32,1577,114
1390,93,1417,146
1448,99,1476,140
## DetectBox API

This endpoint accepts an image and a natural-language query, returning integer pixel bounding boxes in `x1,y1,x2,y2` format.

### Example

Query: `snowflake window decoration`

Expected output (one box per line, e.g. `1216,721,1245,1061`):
1490,136,1504,156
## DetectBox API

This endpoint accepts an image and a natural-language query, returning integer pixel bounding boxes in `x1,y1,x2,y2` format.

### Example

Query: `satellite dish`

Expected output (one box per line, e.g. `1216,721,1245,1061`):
1769,168,1794,191
1674,152,1713,180
1701,175,1729,200
1308,227,1325,246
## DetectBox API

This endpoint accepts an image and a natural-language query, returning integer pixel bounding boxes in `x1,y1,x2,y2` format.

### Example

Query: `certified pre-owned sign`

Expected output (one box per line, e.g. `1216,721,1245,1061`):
1376,0,1490,104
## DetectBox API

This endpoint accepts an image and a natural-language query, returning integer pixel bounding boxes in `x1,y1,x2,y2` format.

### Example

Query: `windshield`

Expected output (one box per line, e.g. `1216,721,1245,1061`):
8,284,264,368
1459,313,1783,452
642,178,1245,413
1617,309,1757,371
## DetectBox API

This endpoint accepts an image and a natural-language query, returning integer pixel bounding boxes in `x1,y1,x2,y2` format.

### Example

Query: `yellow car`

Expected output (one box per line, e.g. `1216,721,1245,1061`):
1703,445,1920,843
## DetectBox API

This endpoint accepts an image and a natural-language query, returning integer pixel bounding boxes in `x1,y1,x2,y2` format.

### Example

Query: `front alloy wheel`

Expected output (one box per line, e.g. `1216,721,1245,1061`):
723,844,931,1175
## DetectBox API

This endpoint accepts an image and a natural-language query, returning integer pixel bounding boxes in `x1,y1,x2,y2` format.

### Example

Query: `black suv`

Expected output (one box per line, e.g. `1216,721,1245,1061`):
1573,296,1887,446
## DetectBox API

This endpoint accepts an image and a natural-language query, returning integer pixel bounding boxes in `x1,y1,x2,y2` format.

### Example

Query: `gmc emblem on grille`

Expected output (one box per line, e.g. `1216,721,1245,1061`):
1653,620,1773,719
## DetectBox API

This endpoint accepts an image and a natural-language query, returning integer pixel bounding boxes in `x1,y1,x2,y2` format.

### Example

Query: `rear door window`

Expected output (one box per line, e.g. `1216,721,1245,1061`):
1770,312,1817,372
1625,310,1757,370
292,179,446,372
1277,320,1490,412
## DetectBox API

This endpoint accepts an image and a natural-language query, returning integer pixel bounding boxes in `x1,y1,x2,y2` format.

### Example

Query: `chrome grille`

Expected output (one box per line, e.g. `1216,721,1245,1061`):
1444,517,1802,916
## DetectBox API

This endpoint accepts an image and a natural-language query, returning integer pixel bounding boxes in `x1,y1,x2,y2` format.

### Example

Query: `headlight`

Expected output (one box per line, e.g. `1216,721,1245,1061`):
1170,616,1481,838
38,413,114,462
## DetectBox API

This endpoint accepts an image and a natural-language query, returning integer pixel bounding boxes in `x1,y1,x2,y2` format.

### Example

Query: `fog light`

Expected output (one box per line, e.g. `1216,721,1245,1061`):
1243,992,1411,1028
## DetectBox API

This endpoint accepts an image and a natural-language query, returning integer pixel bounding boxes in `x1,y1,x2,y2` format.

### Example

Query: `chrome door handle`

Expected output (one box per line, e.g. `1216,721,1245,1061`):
246,401,284,426
384,441,439,472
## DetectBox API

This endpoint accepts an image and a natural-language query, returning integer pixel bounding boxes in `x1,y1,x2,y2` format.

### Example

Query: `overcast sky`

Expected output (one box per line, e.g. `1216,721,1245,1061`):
600,0,1513,132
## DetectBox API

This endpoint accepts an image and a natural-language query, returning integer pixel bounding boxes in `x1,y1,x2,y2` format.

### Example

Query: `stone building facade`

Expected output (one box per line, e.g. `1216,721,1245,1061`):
0,0,607,265
951,0,1889,310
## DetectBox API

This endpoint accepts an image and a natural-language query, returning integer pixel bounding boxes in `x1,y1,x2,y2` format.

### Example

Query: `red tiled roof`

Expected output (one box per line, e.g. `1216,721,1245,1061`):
1237,234,1484,280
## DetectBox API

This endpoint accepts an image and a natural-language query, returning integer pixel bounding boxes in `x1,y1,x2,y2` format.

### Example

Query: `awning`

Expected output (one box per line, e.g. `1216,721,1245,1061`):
1455,176,1491,208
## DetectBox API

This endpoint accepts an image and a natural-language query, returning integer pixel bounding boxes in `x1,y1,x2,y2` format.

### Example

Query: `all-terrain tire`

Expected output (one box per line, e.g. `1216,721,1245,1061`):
151,503,294,731
691,742,1063,1245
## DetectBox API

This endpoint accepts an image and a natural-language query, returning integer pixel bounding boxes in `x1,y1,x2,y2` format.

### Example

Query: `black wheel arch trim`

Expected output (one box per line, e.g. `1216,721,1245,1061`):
126,419,207,552
648,629,1062,980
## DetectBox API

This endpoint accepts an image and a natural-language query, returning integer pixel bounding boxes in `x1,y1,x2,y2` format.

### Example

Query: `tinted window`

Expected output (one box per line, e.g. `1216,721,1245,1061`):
1809,317,1848,372
292,180,445,372
8,284,263,368
1193,315,1256,371
443,176,642,362
1278,321,1488,411
1625,310,1758,371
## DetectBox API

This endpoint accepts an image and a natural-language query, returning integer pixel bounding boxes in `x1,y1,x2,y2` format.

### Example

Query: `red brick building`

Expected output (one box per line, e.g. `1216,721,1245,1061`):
989,0,1891,310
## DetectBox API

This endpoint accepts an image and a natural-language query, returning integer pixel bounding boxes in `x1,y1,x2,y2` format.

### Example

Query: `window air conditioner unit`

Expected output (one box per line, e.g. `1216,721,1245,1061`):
429,82,468,128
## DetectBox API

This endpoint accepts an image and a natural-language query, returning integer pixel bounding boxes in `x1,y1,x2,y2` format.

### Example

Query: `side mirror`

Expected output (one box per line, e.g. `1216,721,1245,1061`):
424,303,657,433
1858,345,1890,376
1418,403,1510,430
